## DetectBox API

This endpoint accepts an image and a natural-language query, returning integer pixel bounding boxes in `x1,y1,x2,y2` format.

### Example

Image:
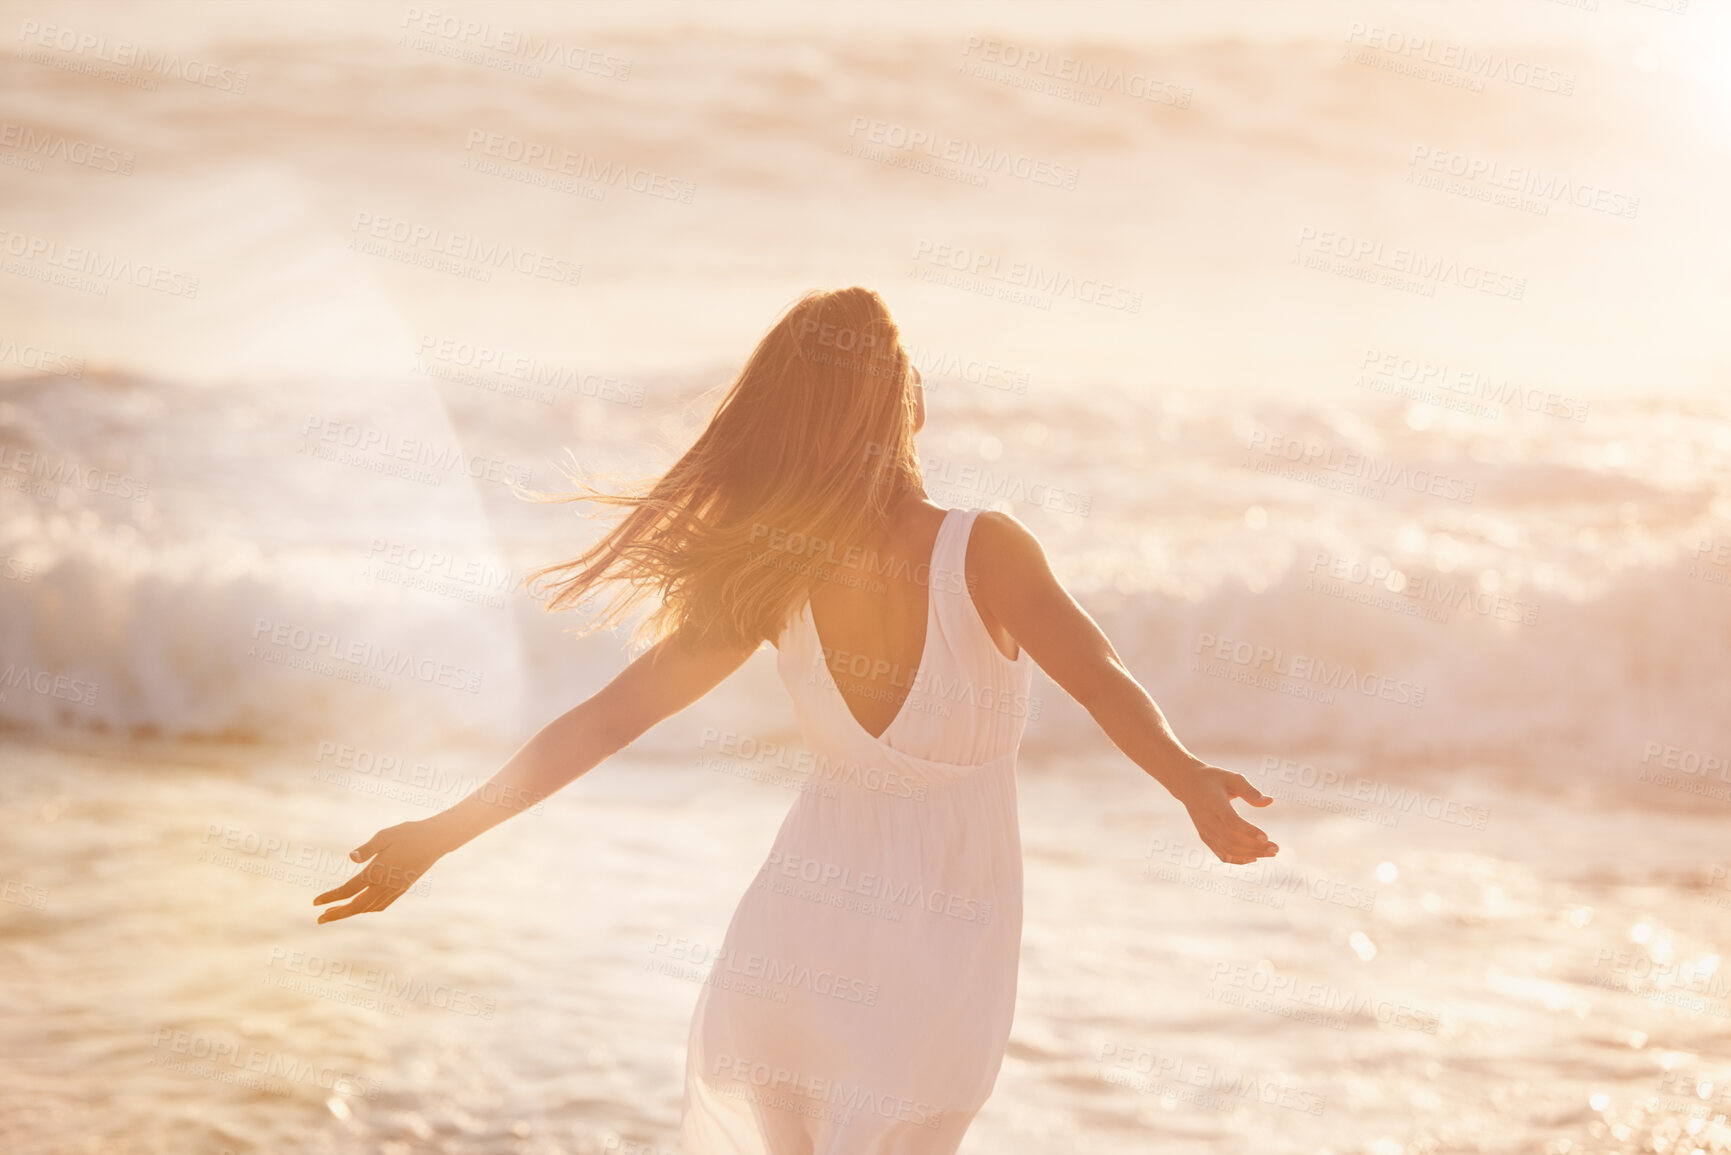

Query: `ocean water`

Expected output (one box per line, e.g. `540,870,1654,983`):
4,364,1728,772
3,1,1730,1151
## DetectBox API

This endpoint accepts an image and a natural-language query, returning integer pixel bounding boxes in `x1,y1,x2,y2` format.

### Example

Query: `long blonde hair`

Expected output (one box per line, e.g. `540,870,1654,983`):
528,287,924,647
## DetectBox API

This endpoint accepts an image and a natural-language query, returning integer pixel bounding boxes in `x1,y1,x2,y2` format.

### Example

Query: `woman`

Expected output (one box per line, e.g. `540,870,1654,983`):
315,286,1279,1151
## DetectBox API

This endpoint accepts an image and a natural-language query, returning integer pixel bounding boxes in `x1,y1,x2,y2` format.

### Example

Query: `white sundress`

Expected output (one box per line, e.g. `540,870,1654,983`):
680,506,1037,1154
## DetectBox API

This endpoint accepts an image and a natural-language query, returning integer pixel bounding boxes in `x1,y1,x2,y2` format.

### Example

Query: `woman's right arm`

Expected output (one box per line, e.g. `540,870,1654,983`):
969,511,1278,866
315,627,760,923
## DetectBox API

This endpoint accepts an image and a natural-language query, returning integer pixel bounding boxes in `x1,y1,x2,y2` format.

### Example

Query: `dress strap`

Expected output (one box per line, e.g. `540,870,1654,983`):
930,507,975,604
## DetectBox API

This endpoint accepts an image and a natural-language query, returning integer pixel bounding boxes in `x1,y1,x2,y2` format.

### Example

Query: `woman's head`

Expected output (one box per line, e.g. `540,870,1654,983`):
528,287,926,647
710,286,922,508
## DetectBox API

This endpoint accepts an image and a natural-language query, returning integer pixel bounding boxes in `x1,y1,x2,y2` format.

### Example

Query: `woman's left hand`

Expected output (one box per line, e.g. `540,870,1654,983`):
313,818,454,924
1173,765,1279,865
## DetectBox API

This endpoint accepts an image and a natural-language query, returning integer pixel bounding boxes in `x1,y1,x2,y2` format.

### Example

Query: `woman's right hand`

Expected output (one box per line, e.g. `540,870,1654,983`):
1172,765,1279,865
313,817,455,924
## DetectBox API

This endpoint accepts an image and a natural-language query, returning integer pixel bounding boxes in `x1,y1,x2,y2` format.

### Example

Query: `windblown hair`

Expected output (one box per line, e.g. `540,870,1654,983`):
527,287,924,648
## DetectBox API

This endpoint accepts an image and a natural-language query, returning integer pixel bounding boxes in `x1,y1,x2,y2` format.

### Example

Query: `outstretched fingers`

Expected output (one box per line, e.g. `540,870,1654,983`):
316,893,365,923
1230,813,1271,844
317,882,401,923
314,828,391,909
1209,811,1279,863
313,856,399,908
312,871,369,907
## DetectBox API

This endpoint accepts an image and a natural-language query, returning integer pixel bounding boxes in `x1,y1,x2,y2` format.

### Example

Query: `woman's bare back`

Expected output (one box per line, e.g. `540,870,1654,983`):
805,498,1018,738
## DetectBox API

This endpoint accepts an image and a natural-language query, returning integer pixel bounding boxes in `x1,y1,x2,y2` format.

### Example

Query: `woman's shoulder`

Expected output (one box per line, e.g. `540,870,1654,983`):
965,508,1047,565
952,509,1051,602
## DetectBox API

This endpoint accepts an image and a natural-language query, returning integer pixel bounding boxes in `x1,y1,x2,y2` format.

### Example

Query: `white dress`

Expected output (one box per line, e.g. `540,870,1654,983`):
681,507,1037,1153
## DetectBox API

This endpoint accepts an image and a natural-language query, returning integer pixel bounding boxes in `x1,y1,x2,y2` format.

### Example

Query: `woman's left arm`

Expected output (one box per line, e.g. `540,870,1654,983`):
314,628,760,923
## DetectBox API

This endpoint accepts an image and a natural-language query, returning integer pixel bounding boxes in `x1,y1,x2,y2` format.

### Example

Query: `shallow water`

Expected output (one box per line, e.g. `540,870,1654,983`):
2,736,1727,1154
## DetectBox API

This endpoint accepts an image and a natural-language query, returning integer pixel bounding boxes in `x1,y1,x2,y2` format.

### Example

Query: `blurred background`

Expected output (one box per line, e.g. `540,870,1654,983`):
2,1,1729,1152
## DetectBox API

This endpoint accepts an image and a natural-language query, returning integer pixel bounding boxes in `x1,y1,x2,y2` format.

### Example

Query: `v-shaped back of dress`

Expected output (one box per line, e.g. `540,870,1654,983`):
776,506,1034,770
